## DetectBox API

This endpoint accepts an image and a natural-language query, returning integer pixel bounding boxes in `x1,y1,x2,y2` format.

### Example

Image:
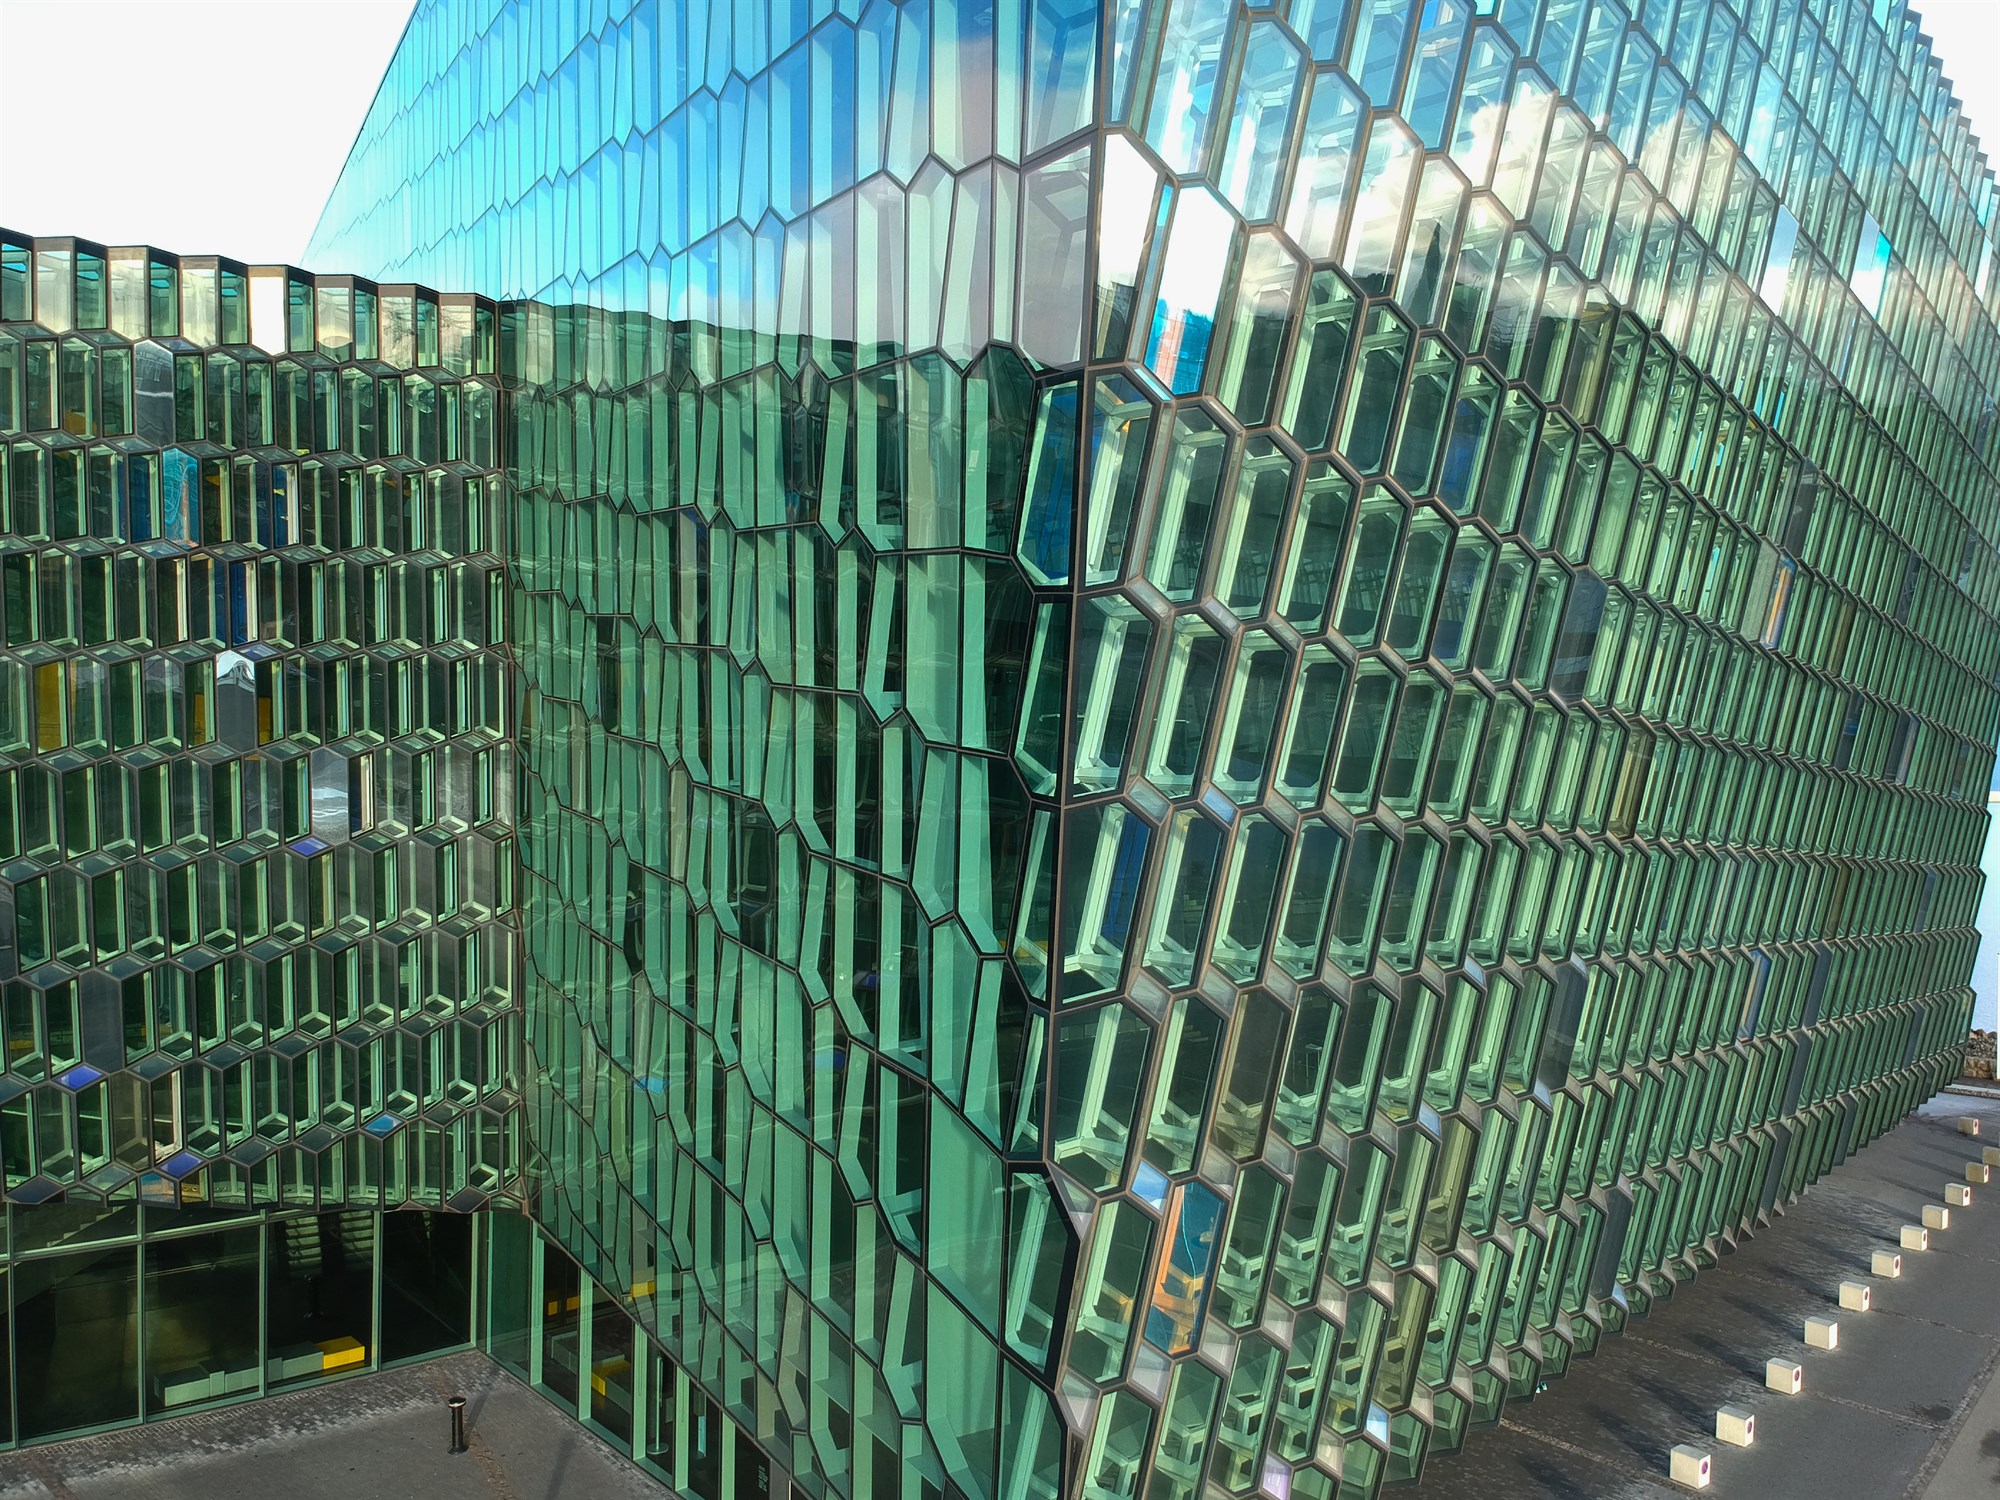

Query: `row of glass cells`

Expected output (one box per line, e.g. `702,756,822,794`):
1050,939,1974,1182
0,1027,519,1192
0,243,495,374
0,1009,1955,1490
0,247,522,1212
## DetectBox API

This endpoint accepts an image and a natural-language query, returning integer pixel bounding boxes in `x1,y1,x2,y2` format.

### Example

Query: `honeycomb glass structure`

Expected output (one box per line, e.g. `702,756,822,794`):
2,0,1999,1490
305,0,2000,1491
0,243,522,1215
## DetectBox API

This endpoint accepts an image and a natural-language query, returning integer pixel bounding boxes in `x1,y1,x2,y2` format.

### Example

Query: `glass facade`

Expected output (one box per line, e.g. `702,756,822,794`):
7,0,2000,1492
0,1202,475,1444
486,1212,787,1496
0,244,522,1213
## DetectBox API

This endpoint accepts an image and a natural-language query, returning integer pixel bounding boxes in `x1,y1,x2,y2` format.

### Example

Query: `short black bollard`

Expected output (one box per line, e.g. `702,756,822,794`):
448,1394,468,1454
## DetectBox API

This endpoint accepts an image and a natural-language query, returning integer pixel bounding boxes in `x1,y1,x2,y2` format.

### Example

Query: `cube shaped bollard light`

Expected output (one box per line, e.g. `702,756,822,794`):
1671,1445,1713,1489
1715,1407,1756,1447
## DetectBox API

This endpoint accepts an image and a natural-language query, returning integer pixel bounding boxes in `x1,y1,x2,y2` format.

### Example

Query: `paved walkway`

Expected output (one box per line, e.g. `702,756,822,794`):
1401,1089,2000,1499
0,1350,660,1500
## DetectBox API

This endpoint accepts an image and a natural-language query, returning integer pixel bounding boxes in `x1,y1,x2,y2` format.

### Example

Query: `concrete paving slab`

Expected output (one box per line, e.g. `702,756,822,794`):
1716,1395,1937,1498
1409,1414,1684,1500
0,1350,660,1500
1924,1344,2000,1498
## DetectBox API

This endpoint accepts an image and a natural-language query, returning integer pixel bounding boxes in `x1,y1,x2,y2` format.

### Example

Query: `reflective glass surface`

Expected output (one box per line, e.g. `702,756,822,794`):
9,0,2000,1489
0,245,521,1216
0,1202,472,1442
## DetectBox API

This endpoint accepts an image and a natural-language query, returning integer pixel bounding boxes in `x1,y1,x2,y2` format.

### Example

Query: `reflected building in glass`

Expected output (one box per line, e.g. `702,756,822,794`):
7,0,2000,1492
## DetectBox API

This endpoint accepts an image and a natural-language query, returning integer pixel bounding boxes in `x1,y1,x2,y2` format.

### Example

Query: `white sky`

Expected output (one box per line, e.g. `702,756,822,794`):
1916,1,2000,174
0,0,411,267
0,0,1997,265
